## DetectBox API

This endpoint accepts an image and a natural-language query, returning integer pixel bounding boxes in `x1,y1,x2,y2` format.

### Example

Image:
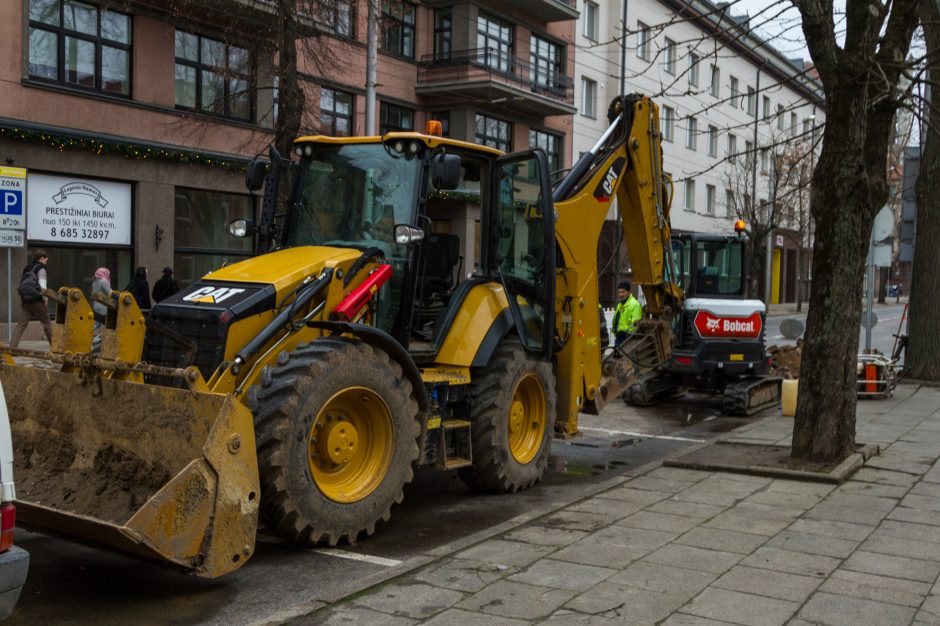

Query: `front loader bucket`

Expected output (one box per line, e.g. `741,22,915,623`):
0,363,260,578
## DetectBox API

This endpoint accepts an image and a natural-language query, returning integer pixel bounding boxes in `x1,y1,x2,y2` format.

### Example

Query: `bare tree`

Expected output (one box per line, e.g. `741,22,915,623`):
791,0,920,462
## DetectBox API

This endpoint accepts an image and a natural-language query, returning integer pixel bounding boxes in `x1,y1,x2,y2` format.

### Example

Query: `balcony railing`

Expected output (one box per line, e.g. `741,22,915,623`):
418,48,574,108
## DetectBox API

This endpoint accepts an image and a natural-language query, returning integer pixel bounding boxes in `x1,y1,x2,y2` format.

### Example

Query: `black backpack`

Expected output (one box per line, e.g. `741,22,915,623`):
17,263,43,303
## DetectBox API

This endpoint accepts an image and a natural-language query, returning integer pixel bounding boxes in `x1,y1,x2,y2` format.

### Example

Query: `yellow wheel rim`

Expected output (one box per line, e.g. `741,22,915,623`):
507,373,547,464
307,387,394,503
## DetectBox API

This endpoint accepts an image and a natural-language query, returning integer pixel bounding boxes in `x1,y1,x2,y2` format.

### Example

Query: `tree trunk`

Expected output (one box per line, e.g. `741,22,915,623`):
907,0,940,381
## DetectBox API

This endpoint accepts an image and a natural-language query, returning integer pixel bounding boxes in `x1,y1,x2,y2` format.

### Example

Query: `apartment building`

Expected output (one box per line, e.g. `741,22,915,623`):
0,0,576,335
574,0,825,303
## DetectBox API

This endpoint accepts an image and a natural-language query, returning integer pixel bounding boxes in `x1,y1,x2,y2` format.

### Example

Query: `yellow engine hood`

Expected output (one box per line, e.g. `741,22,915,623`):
205,246,362,292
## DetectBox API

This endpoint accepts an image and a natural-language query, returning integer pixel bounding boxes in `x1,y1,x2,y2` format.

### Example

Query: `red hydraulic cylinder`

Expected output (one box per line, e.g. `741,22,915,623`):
331,264,393,322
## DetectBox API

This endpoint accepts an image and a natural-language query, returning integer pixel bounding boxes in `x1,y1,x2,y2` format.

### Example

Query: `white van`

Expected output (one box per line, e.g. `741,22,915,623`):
0,381,28,619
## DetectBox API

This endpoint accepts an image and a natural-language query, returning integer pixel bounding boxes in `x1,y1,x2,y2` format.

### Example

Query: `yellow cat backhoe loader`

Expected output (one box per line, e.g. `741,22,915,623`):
0,95,763,578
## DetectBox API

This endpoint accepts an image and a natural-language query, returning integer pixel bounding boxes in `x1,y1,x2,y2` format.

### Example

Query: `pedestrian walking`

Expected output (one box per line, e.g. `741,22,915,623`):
152,266,181,303
612,280,642,347
11,249,53,347
90,267,112,352
125,266,151,311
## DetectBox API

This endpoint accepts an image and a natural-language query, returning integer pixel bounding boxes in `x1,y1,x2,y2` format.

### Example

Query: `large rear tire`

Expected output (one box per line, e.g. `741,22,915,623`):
249,337,420,546
459,339,556,493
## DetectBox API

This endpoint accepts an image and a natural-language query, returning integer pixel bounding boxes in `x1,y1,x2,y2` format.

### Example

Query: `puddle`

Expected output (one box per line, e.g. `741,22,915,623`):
548,457,600,476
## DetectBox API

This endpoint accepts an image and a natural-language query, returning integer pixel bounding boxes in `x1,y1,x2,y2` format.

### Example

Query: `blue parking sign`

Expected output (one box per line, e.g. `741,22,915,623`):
2,190,23,216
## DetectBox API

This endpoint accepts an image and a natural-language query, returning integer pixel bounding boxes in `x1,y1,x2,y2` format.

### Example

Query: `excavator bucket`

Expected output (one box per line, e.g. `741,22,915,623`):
0,288,260,578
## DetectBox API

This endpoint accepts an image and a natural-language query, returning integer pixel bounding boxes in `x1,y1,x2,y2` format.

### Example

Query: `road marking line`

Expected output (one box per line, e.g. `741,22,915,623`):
313,548,402,567
579,426,705,443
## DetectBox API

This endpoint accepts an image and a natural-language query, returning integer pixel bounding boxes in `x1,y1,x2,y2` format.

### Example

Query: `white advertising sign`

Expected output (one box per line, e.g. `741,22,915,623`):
0,166,27,232
27,173,131,245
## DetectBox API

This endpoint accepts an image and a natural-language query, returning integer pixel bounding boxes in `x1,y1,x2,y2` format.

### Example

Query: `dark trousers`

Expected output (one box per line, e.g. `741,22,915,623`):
11,299,52,347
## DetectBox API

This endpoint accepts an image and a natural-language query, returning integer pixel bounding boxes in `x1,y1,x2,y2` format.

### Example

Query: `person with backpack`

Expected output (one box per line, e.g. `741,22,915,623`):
11,249,52,347
151,266,180,303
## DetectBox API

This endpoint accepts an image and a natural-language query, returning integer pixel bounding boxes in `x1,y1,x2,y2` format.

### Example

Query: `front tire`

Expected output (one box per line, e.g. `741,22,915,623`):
250,337,420,546
459,338,556,493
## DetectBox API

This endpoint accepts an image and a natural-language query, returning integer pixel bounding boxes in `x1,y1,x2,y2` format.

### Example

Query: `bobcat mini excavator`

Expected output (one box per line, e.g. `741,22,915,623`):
0,95,773,578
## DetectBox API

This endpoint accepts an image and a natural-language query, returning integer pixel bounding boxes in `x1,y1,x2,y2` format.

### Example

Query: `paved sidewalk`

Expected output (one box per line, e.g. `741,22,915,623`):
294,384,940,626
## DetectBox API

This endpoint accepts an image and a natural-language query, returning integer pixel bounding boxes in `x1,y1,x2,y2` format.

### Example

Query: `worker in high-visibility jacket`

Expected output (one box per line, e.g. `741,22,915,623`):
612,280,642,346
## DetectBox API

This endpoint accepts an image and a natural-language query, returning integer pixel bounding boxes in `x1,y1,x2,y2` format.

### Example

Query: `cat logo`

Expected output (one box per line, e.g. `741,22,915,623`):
182,286,246,305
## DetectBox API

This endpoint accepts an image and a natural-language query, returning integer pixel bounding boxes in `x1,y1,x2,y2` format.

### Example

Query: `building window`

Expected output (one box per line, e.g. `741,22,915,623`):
761,149,769,173
431,112,450,137
686,116,698,151
475,114,511,152
321,0,355,37
803,118,812,135
688,53,700,88
320,87,354,136
581,77,597,118
583,1,598,41
729,76,739,108
709,64,720,97
531,35,563,91
380,102,414,133
381,0,415,58
777,104,785,131
745,140,754,168
664,38,677,74
478,12,513,73
706,184,716,215
434,10,451,60
790,112,799,136
763,95,771,119
175,188,255,288
662,106,675,142
28,0,132,96
175,31,251,120
707,124,718,157
725,188,734,213
727,133,737,158
530,129,562,176
637,21,650,61
746,86,756,115
684,179,696,211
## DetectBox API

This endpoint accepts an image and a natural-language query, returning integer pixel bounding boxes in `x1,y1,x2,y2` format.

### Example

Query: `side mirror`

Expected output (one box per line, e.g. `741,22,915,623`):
431,153,461,190
245,159,268,192
394,224,425,245
229,218,256,238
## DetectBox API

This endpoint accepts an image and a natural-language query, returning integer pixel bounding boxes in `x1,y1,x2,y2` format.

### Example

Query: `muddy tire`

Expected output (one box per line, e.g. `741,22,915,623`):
459,338,556,493
249,337,420,546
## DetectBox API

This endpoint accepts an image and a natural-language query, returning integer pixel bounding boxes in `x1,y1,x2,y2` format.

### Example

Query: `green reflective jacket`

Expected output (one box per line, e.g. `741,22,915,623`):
613,294,642,334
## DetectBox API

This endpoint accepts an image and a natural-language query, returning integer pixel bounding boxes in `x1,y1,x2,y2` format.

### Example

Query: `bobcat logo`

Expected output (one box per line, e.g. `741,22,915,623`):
705,316,720,332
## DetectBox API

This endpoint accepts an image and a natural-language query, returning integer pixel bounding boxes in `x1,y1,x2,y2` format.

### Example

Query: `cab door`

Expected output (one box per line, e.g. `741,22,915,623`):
487,150,555,359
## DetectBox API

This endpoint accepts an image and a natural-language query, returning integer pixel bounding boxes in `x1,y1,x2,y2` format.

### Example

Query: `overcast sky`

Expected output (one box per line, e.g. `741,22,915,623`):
728,0,847,64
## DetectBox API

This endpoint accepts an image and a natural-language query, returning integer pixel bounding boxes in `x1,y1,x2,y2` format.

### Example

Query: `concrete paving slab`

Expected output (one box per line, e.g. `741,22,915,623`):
887,505,940,527
877,518,940,544
420,608,528,625
674,477,770,507
841,550,940,583
804,501,893,526
703,507,794,537
900,493,940,513
761,478,837,497
764,529,860,558
674,526,769,555
819,568,930,607
454,580,576,620
642,544,743,575
739,546,840,577
744,488,824,510
659,614,738,625
797,591,917,626
625,475,700,493
860,531,940,561
606,560,718,597
454,539,555,568
644,467,714,483
786,518,875,542
503,525,589,547
538,509,624,533
646,499,727,521
349,583,464,620
680,587,799,626
915,594,940,623
507,558,617,592
566,495,648,519
852,467,921,487
595,486,673,505
551,525,676,568
411,558,517,593
296,605,418,625
618,510,703,534
564,582,687,623
540,609,624,625
835,481,910,498
711,564,821,603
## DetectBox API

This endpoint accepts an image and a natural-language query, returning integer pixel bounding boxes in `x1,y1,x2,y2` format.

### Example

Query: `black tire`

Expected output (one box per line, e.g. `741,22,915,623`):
249,337,420,546
459,338,556,493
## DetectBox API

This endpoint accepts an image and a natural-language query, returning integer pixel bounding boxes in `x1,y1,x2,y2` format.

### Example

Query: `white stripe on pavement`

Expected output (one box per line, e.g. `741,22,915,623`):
313,548,402,567
579,426,705,443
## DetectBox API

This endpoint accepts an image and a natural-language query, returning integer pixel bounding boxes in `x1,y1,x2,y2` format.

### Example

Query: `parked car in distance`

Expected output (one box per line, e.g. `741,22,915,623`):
0,380,28,619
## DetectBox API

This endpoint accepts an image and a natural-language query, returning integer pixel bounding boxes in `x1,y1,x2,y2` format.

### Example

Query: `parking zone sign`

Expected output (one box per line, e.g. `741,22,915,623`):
0,166,27,233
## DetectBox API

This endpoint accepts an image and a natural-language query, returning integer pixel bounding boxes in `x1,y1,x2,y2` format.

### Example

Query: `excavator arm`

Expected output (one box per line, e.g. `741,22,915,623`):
552,95,683,436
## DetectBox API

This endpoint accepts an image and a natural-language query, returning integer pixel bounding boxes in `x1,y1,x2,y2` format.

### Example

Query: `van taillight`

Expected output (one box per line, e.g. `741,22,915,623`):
0,503,15,552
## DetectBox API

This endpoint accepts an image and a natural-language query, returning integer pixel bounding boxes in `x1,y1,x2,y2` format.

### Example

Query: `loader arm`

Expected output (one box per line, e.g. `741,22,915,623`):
552,95,683,436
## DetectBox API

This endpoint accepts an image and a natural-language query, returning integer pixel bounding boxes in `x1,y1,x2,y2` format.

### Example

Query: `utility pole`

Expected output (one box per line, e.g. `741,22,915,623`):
365,0,378,134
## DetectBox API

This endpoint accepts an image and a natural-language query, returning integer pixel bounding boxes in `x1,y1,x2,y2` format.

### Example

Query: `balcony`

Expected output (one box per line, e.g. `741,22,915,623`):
426,0,578,22
417,49,576,117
